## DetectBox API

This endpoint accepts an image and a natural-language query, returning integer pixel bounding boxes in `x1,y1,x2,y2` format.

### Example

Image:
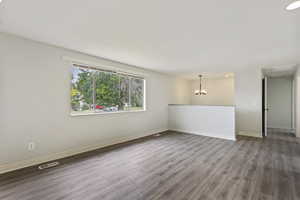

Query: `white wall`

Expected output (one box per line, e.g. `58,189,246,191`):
187,70,262,138
169,105,235,140
267,77,293,130
169,78,192,104
0,33,190,173
191,77,234,106
235,68,262,137
180,72,263,138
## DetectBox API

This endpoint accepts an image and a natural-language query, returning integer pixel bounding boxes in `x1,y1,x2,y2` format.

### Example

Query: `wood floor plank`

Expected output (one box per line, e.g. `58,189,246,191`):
1,131,300,200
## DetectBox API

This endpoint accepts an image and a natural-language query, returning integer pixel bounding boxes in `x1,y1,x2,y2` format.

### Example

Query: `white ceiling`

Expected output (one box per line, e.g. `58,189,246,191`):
182,72,234,80
0,0,299,75
263,64,297,77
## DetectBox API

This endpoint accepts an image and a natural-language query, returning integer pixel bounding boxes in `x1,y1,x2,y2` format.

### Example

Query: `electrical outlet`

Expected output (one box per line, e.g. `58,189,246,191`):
28,142,35,151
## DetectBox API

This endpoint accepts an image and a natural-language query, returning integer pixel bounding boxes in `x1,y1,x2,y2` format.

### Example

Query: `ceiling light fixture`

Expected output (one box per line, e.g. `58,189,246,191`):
286,1,300,10
194,75,207,96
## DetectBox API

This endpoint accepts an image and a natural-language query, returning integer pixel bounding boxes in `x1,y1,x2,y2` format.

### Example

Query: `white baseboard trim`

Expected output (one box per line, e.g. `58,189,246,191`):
267,127,295,133
170,129,236,141
238,131,262,138
0,129,167,175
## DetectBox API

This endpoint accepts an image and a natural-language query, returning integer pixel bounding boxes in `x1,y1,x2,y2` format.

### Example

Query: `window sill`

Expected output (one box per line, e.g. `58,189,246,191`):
70,109,146,117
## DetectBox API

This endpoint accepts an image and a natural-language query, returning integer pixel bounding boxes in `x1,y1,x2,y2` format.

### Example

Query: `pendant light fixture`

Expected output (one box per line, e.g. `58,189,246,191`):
194,75,207,95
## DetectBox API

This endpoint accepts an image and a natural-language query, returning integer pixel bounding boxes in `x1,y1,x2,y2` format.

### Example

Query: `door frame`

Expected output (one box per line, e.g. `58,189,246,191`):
262,77,268,137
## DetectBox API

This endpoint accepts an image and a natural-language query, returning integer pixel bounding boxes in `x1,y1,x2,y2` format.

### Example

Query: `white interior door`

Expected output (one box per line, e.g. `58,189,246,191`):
267,77,293,131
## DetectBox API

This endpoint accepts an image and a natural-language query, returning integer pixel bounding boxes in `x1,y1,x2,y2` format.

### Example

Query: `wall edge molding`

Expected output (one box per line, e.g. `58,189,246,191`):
238,131,262,138
170,129,236,141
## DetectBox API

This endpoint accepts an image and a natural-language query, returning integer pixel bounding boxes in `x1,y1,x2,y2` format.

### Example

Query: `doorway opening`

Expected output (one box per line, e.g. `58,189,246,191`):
262,66,297,137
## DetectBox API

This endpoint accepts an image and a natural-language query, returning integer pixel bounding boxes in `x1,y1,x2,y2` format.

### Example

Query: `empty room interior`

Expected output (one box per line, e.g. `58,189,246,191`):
1,1,300,200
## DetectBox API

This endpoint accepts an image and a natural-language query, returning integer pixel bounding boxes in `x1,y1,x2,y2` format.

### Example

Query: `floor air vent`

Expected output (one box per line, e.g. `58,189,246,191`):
38,161,60,170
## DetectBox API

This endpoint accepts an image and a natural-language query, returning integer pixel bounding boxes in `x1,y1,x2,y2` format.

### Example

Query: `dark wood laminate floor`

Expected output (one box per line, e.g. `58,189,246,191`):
1,131,300,200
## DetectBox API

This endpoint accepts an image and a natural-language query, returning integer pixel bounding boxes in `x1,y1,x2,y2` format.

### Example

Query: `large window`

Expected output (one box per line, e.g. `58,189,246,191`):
71,64,145,115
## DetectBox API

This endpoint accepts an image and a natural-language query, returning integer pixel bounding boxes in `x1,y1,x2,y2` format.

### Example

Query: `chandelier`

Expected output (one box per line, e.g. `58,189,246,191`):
194,75,207,95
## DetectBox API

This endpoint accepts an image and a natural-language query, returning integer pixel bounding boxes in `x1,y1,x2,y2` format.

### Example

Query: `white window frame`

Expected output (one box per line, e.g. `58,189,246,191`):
69,62,146,116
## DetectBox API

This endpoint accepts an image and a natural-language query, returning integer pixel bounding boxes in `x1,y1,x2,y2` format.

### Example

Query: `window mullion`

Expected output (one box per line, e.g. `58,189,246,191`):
92,70,96,111
128,76,131,108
